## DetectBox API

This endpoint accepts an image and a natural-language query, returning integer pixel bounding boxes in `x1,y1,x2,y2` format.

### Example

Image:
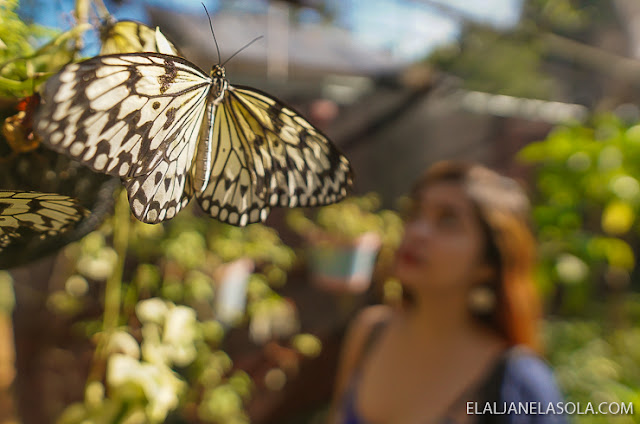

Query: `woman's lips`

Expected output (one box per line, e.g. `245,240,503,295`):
397,247,422,266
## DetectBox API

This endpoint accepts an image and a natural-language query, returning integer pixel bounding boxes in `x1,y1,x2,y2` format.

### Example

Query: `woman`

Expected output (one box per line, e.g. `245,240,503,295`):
329,161,567,424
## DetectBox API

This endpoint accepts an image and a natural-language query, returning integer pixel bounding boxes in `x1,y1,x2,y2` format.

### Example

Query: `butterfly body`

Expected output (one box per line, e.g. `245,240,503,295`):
35,52,352,226
209,65,228,101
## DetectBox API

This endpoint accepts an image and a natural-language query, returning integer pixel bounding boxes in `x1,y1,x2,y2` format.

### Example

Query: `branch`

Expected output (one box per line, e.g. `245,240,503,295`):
414,0,640,86
541,31,640,85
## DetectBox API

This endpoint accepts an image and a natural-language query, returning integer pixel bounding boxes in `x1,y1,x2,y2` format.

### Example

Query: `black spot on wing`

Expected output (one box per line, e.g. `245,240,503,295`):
158,60,177,94
164,107,177,130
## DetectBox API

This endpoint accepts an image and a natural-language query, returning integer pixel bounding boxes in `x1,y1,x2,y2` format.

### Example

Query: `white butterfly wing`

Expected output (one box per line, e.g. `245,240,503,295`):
125,85,209,222
194,95,270,226
35,53,212,223
195,85,352,226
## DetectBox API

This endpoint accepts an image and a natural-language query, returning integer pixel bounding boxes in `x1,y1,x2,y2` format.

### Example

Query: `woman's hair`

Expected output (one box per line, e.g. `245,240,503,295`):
410,160,542,352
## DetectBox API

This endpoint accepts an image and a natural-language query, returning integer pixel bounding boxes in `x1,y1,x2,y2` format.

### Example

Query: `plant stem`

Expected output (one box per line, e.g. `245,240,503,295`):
103,188,130,332
87,188,130,382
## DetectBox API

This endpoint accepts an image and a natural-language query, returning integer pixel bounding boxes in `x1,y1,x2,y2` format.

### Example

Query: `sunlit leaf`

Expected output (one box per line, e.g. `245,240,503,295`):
601,201,635,235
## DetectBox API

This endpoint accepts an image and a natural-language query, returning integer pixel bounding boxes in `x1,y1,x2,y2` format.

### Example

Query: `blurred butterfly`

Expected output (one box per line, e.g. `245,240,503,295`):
99,18,180,56
34,17,353,226
0,191,89,252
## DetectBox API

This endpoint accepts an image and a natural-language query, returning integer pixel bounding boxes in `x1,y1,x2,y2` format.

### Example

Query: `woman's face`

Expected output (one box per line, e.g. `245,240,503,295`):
394,181,490,293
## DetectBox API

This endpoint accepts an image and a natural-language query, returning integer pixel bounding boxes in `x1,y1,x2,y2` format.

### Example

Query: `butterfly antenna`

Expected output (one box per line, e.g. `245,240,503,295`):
221,36,263,67
202,3,221,64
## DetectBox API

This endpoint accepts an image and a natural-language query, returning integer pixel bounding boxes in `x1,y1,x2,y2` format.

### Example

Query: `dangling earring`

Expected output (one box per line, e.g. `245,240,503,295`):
468,285,496,315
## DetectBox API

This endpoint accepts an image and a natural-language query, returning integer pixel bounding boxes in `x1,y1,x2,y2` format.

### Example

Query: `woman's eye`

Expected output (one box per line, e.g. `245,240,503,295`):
402,205,422,222
437,211,458,227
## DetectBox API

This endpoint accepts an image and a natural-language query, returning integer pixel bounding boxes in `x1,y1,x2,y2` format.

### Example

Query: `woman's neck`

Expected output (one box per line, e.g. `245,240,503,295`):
397,287,501,351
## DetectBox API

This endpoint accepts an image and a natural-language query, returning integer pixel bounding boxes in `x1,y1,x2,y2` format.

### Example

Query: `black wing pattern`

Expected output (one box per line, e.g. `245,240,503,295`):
34,53,211,223
195,85,352,226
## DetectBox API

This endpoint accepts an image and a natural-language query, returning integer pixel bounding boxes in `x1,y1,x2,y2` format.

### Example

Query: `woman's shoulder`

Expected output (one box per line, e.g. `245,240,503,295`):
501,346,564,403
342,305,393,357
345,305,394,359
349,305,394,335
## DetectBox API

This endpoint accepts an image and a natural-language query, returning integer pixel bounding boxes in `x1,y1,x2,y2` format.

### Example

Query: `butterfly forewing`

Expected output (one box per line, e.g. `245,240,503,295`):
35,54,211,178
35,53,214,223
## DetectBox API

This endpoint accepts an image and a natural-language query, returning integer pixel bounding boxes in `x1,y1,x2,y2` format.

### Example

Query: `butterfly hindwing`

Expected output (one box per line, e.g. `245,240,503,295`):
124,90,208,223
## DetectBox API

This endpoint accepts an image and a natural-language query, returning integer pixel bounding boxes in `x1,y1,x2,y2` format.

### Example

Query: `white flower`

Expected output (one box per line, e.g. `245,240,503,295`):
105,331,140,359
136,298,169,326
162,306,198,366
107,354,185,423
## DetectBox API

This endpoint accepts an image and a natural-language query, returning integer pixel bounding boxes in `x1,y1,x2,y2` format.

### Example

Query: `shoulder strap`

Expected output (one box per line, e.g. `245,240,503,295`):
355,318,389,370
476,346,528,424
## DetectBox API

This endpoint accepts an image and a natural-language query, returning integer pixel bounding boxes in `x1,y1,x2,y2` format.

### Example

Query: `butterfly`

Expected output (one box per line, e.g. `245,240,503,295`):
99,19,180,56
34,25,353,226
0,191,89,252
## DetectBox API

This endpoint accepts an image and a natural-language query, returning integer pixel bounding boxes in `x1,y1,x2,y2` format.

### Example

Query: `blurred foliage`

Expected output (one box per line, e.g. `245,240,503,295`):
52,199,314,424
287,192,403,244
525,0,614,35
287,192,404,282
544,306,640,423
428,26,554,98
426,0,617,100
39,192,404,423
519,115,640,315
519,112,640,422
0,0,92,97
50,190,400,423
0,271,15,314
520,115,640,419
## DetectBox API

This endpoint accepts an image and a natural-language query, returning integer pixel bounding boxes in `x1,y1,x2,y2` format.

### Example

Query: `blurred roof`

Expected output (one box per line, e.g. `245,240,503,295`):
147,5,408,79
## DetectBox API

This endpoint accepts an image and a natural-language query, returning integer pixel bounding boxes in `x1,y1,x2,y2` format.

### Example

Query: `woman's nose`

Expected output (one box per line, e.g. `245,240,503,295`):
405,218,432,239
